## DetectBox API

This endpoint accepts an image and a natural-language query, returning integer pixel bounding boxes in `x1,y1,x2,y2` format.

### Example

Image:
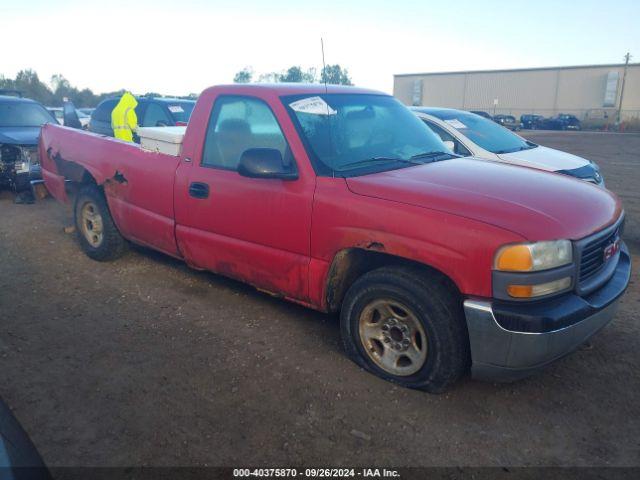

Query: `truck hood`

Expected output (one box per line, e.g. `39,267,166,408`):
345,158,621,241
0,127,40,146
497,145,590,171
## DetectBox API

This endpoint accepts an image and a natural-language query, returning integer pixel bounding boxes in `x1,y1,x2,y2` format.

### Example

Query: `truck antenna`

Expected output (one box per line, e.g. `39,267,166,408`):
321,37,328,95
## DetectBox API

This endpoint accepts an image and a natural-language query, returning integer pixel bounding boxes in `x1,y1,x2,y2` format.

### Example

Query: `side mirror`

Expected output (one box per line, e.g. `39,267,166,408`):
238,148,298,180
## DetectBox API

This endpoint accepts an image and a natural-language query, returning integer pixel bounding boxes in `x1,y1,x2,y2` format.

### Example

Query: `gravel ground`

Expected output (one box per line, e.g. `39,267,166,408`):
0,131,638,469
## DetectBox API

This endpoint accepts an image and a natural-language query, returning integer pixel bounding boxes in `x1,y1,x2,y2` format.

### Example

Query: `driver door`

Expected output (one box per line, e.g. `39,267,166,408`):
174,95,315,301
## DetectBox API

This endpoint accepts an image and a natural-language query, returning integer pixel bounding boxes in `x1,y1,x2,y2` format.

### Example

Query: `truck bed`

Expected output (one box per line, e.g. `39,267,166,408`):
39,124,182,256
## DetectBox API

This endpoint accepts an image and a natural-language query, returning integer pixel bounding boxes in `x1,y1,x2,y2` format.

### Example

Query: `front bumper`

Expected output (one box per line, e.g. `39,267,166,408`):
464,244,631,382
15,164,42,191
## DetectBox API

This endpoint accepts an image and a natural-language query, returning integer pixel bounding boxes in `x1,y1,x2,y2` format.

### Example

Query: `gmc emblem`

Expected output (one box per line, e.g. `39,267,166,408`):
603,238,620,262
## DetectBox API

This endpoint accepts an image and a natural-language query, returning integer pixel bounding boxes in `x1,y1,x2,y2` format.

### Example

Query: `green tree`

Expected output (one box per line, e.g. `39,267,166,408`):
233,67,253,83
279,66,316,83
321,64,352,85
8,69,55,104
257,72,280,83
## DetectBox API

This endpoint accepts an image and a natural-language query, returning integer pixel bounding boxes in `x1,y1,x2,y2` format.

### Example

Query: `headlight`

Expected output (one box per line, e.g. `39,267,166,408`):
493,240,574,299
494,240,572,272
15,146,39,174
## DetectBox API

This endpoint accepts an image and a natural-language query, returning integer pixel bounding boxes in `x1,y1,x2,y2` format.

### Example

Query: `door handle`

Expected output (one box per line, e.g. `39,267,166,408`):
189,182,210,199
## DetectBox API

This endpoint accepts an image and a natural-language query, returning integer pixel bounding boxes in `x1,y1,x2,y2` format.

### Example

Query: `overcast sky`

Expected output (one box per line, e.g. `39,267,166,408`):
1,0,638,96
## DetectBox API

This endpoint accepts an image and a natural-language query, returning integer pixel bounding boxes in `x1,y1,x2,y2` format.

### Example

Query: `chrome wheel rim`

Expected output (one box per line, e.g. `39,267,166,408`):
358,299,428,376
80,201,104,247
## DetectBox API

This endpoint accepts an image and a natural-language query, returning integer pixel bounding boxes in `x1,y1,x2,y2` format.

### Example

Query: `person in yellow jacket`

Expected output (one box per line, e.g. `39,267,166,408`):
111,92,138,142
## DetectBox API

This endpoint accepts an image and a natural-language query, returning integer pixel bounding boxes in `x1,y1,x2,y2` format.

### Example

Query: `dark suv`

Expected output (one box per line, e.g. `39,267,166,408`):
492,114,521,131
89,97,196,137
540,114,582,131
0,95,56,191
520,114,545,129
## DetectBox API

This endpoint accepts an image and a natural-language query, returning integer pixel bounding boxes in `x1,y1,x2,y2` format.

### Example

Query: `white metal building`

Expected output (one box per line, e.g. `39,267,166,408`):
394,63,640,121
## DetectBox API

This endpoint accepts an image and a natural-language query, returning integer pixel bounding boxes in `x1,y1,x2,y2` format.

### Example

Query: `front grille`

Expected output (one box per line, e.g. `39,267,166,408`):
0,144,20,164
578,218,623,286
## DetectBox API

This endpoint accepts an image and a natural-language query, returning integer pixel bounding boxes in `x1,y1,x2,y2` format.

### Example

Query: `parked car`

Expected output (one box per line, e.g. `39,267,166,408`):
77,107,95,116
493,114,521,131
0,95,56,191
89,96,196,137
520,114,545,129
469,110,493,120
47,107,90,129
40,84,629,392
411,107,604,185
540,113,582,131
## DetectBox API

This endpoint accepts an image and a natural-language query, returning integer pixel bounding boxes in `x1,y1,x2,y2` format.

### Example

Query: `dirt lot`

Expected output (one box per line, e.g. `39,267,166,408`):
0,131,639,468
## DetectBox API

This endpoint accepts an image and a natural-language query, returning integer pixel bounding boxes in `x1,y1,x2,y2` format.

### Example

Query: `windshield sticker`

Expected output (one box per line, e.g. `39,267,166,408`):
289,96,337,115
444,119,467,129
168,105,184,113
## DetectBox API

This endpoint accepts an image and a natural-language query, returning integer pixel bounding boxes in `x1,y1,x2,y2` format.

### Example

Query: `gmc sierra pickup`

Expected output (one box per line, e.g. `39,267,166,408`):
39,84,630,392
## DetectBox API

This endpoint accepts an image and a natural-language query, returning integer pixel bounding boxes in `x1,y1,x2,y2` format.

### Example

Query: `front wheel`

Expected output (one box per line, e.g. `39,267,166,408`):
340,267,469,393
74,184,127,261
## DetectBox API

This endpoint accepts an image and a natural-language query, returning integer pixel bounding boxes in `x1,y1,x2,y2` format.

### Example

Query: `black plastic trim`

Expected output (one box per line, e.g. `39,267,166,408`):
491,243,630,333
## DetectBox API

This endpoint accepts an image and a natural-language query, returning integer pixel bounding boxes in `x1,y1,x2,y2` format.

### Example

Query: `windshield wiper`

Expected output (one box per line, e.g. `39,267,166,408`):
495,144,537,154
336,156,421,171
409,151,458,161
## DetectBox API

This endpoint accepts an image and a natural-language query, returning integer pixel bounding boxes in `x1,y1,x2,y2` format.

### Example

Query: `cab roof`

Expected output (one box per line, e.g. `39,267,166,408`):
202,83,386,97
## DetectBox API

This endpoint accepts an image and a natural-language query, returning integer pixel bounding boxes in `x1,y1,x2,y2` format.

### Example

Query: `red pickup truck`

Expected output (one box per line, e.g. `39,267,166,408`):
39,84,630,392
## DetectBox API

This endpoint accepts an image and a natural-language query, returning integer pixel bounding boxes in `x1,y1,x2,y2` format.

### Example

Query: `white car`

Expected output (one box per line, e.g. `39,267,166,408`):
47,107,90,129
411,107,604,186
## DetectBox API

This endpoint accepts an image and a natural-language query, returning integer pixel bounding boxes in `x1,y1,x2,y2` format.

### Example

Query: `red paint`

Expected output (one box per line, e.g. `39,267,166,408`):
40,84,622,311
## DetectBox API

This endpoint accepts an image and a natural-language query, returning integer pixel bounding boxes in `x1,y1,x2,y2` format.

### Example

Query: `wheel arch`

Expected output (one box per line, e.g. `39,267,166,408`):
325,247,463,314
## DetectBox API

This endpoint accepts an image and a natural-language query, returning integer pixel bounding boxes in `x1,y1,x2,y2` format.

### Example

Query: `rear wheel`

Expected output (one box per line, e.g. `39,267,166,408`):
74,184,126,261
340,266,469,393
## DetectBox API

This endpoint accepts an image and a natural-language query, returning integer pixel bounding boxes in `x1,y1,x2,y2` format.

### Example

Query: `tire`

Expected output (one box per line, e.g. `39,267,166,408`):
340,266,469,393
74,184,127,261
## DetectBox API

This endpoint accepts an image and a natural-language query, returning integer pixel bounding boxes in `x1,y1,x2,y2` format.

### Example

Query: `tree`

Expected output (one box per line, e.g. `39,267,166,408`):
279,66,304,83
257,72,280,83
50,74,71,93
279,66,316,83
8,70,55,105
321,64,352,85
233,67,253,83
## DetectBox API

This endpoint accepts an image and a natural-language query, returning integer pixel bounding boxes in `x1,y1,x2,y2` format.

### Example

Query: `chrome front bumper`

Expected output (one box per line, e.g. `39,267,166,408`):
464,245,630,382
464,298,619,382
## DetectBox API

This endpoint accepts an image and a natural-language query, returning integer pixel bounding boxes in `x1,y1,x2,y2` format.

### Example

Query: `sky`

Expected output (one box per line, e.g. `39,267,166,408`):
1,0,638,96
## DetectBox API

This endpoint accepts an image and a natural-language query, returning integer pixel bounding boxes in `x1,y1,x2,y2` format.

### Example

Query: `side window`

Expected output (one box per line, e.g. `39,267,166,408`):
93,99,117,122
201,96,290,170
141,103,173,127
424,121,471,156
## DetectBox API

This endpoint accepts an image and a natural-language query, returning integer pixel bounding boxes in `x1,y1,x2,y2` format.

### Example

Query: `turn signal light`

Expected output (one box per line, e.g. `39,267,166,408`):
507,277,572,299
495,245,533,271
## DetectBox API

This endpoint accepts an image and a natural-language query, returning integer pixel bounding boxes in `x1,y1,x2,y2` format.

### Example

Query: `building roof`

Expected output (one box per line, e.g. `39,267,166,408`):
395,62,640,78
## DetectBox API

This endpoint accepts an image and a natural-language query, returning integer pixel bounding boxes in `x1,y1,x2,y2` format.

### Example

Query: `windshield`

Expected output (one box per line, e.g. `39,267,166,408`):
428,110,535,154
0,102,55,127
165,101,195,123
284,94,452,176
